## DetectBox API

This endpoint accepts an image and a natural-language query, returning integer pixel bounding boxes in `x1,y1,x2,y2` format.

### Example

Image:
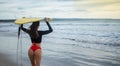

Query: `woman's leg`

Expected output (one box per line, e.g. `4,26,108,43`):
28,49,35,66
34,49,42,66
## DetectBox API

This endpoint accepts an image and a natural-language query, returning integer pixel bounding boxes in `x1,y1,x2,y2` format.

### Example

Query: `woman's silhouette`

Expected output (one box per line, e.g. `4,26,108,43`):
21,18,53,66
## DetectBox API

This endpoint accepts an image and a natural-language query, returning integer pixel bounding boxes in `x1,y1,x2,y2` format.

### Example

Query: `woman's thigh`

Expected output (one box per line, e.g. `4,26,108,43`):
28,49,35,64
34,49,42,66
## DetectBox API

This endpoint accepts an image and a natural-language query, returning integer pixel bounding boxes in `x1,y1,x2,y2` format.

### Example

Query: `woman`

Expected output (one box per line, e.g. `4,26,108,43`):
20,18,53,66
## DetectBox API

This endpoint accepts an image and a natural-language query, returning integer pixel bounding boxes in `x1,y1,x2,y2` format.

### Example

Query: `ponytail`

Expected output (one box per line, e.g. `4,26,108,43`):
29,21,39,38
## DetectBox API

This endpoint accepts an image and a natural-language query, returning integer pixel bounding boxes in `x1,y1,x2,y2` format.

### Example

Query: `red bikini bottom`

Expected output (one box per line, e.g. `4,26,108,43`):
30,43,41,52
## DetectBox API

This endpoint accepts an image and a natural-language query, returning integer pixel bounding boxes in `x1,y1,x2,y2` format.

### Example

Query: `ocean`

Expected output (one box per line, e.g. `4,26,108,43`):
0,19,120,66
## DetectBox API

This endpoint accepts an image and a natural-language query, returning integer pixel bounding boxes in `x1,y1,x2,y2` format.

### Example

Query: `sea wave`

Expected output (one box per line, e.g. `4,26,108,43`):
0,19,120,54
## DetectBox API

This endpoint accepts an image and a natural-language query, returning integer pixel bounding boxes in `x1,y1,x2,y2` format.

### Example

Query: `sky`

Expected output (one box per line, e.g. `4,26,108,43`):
0,0,120,19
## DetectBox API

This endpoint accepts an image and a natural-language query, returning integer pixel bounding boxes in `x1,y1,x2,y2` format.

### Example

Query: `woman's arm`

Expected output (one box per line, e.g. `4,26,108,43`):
39,18,53,35
20,24,29,33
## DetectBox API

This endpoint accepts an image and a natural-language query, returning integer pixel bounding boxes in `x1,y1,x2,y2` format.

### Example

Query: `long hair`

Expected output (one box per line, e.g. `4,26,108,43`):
29,21,40,38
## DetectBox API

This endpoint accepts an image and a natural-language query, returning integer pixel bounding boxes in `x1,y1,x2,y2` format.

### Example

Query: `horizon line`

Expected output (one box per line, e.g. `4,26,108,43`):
0,18,120,20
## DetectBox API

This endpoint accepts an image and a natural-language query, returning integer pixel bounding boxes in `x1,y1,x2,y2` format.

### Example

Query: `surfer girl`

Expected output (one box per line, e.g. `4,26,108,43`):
20,18,53,66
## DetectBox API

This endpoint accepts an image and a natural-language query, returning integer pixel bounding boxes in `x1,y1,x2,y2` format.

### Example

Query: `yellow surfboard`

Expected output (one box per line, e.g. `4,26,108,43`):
15,17,43,24
15,17,52,24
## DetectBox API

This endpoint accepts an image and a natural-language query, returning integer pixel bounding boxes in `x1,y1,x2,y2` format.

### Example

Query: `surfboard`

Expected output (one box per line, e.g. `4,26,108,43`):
15,17,43,24
15,17,52,24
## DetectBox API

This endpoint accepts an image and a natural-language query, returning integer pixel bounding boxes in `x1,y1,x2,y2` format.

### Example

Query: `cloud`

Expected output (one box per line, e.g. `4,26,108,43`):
0,0,120,19
74,0,120,18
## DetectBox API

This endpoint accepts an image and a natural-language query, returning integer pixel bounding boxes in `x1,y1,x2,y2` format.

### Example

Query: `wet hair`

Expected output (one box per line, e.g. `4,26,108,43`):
29,21,40,38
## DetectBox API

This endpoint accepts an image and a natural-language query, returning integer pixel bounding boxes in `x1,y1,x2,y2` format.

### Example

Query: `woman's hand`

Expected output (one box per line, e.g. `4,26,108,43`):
44,17,49,22
20,24,23,28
